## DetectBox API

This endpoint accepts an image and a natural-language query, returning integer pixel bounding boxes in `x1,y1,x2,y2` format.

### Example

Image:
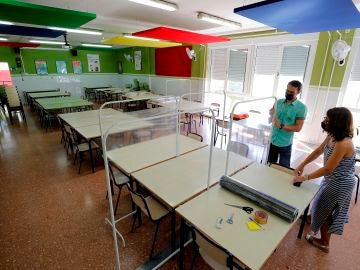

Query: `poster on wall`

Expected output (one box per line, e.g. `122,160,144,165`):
134,50,142,71
117,61,123,74
72,60,82,74
35,60,48,75
56,60,67,74
87,54,100,72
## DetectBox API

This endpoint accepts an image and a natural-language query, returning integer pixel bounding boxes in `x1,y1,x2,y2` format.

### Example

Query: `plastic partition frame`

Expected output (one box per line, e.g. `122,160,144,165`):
224,96,277,176
181,90,227,148
98,96,217,270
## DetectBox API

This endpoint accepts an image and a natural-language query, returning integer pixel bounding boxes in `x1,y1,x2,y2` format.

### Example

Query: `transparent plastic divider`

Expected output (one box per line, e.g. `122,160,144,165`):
98,95,216,270
225,96,277,175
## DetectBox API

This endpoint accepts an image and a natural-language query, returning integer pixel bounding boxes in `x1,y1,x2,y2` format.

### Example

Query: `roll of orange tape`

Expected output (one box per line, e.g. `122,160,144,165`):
254,210,268,224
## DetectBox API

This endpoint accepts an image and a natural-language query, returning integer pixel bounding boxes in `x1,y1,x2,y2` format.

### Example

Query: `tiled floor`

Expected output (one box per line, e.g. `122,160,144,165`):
1,108,360,270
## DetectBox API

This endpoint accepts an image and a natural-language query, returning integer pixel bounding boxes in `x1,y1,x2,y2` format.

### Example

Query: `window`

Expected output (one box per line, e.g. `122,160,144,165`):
208,48,227,93
227,49,248,94
252,45,281,97
275,45,310,98
252,45,310,98
342,44,360,109
207,40,313,114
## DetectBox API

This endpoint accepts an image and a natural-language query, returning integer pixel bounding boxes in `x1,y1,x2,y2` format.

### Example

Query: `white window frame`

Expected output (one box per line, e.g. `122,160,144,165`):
226,46,251,95
208,33,319,100
339,29,360,109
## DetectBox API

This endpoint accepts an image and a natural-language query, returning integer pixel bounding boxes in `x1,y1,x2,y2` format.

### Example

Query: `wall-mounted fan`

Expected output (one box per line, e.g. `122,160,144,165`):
124,53,133,62
186,47,197,61
331,39,351,66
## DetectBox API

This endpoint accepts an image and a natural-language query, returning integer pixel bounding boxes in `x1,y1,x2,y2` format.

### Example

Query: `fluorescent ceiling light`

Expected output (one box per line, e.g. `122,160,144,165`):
0,37,8,41
29,40,65,45
0,20,14,25
81,43,112,48
198,12,242,28
128,0,177,11
352,0,360,12
123,34,160,41
48,27,102,36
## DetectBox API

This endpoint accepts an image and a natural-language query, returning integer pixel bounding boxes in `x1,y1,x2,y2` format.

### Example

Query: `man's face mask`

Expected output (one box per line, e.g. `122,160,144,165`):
285,92,294,101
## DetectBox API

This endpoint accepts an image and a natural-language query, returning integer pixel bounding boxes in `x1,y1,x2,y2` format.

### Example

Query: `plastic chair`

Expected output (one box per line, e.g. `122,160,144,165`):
57,117,67,145
210,103,220,116
64,124,74,154
4,85,26,123
228,141,249,157
214,119,229,145
189,225,245,270
180,113,197,135
188,132,203,142
69,128,100,173
203,103,221,124
108,162,131,215
126,183,172,259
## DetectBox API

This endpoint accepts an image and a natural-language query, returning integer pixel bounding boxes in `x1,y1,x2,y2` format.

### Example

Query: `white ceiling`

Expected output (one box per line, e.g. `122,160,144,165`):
5,0,273,46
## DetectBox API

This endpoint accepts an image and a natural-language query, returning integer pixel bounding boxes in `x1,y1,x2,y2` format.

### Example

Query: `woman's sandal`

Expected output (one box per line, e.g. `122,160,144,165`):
305,234,329,253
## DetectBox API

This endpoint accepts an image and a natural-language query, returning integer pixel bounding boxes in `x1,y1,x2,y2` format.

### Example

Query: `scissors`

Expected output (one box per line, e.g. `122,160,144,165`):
224,203,254,214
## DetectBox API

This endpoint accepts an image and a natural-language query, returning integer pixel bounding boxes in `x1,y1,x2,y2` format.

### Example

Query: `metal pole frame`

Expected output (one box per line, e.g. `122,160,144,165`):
98,96,217,269
224,96,277,176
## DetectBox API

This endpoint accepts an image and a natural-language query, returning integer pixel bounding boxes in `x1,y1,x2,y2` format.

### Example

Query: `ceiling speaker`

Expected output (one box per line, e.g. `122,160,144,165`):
70,49,78,56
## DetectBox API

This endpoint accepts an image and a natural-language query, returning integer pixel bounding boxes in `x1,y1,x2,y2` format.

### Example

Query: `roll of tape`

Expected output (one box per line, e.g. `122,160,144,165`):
254,210,268,224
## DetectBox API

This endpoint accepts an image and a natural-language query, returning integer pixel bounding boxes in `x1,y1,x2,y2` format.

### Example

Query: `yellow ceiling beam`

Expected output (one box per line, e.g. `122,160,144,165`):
103,36,182,48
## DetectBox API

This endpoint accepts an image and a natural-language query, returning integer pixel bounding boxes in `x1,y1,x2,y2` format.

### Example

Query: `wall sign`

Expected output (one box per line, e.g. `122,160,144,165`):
72,60,82,74
87,54,100,72
134,50,142,71
56,60,67,74
35,60,48,75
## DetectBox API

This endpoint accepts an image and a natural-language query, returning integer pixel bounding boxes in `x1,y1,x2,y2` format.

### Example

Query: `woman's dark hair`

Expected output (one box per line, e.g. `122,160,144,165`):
326,107,354,141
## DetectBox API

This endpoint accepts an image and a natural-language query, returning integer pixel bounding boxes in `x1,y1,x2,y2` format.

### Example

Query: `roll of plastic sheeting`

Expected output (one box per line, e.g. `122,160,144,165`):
219,175,298,223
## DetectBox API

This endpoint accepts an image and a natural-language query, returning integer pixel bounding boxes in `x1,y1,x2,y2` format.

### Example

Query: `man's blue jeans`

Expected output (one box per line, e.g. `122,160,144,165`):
267,143,292,167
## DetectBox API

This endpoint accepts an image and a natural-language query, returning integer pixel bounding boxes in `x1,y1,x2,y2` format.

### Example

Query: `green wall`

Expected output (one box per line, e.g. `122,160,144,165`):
310,29,355,88
191,45,207,78
117,47,154,75
0,46,120,75
117,45,206,78
1,44,206,78
0,46,22,74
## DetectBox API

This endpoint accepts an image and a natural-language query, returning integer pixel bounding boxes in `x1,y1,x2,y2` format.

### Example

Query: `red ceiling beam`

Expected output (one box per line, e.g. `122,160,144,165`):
134,26,230,44
0,41,39,47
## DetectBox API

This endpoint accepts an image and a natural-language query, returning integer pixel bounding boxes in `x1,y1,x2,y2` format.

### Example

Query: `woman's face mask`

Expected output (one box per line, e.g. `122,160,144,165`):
321,117,329,132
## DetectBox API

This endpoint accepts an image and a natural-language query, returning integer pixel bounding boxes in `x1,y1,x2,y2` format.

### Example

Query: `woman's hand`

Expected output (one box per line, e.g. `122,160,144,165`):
293,175,307,183
294,165,304,176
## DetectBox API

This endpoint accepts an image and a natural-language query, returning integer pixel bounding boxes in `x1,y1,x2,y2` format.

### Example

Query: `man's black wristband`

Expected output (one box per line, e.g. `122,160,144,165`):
280,123,284,130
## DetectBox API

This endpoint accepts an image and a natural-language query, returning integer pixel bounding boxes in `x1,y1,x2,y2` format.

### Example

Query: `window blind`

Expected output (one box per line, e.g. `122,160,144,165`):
280,46,310,76
228,50,247,82
350,45,360,81
255,45,281,75
209,48,228,92
210,48,227,81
